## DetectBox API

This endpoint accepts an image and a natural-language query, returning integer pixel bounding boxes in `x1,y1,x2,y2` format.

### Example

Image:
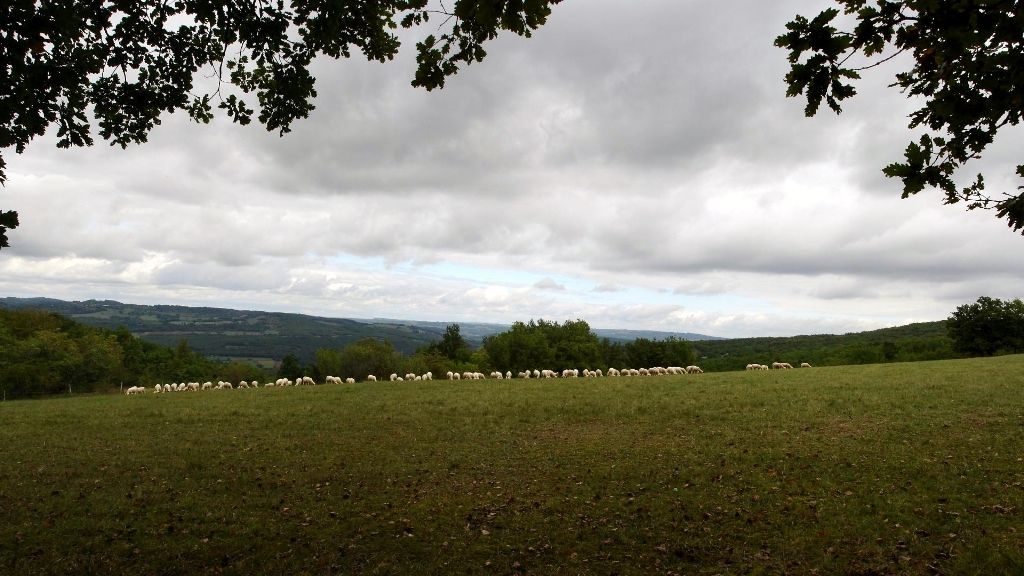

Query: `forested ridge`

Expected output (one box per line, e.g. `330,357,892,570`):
694,321,953,371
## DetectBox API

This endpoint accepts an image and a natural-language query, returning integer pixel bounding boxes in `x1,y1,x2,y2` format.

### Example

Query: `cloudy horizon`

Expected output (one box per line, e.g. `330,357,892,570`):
3,0,1023,339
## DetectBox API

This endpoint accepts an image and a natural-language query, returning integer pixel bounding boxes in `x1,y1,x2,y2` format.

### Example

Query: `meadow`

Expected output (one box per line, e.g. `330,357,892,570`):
1,356,1022,575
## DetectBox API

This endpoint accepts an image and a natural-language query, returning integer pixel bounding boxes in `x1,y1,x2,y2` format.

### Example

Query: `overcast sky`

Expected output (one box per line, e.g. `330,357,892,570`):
3,0,1023,338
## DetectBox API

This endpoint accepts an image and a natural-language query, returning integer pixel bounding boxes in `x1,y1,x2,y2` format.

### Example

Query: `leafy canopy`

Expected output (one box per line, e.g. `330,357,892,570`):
776,1,1024,233
0,0,561,247
946,296,1024,357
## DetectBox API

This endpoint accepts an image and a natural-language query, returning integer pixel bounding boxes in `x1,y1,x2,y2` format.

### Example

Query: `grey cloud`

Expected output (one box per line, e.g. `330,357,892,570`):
533,278,566,291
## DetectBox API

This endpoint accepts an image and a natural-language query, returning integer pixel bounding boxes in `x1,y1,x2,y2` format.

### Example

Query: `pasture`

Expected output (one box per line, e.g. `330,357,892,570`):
1,356,1022,575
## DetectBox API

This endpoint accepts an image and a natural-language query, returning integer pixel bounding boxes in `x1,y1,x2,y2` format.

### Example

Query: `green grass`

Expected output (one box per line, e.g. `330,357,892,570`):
2,356,1023,575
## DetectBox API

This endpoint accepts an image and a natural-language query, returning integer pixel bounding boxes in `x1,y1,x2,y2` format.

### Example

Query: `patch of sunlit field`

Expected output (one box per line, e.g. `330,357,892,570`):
1,356,1022,575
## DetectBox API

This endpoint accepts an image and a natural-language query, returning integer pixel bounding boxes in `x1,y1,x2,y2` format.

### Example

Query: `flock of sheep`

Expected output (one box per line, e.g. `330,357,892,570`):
746,362,813,370
124,361,813,395
447,365,706,380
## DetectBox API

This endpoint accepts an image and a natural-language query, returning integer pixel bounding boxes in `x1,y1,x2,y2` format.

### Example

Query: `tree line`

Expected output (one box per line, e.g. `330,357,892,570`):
0,308,263,399
3,297,1021,400
287,320,698,383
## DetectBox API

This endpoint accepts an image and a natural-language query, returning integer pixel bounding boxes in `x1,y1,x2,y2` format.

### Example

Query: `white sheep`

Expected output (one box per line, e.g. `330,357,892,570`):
368,374,377,382
238,380,250,389
346,377,355,384
125,386,145,395
303,376,315,385
800,362,812,368
686,365,703,374
264,380,275,387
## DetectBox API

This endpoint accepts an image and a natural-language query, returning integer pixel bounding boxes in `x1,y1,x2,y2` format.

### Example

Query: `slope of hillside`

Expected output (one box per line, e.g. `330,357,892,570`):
372,317,723,343
693,321,953,370
0,298,444,363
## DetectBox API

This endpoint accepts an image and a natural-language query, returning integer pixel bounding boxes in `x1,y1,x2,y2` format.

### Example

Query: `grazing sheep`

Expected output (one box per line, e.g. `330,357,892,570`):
238,380,250,389
125,386,145,395
346,377,355,384
303,376,315,386
800,362,812,368
607,368,619,377
685,365,703,374
368,375,377,382
390,373,399,382
264,381,275,387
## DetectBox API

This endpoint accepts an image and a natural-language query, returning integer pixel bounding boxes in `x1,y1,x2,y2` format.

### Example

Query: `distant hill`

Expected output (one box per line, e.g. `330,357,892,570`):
692,321,954,371
0,298,722,365
0,298,444,364
369,318,723,344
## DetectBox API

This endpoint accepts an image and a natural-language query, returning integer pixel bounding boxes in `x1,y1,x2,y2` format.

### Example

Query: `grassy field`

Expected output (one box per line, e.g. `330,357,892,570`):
1,356,1022,575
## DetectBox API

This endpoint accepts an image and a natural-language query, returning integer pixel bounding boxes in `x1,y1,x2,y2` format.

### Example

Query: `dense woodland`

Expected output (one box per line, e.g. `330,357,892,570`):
0,308,233,399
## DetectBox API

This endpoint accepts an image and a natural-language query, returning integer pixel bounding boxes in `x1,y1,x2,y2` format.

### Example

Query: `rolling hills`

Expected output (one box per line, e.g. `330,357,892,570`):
0,297,720,365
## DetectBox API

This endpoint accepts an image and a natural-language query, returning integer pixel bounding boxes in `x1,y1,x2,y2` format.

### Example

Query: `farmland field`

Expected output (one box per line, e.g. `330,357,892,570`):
1,356,1022,575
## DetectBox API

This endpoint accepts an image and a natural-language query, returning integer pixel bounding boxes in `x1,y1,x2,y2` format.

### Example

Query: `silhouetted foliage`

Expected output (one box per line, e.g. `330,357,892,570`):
0,0,562,249
778,1,1024,232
